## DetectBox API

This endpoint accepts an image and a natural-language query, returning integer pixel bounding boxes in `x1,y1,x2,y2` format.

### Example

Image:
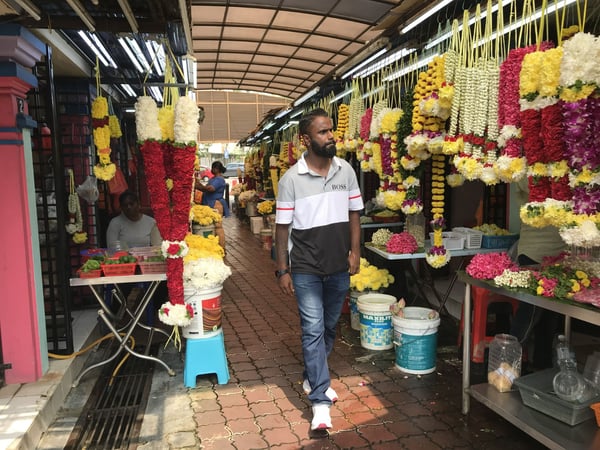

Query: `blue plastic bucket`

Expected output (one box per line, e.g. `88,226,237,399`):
392,307,440,374
357,294,397,350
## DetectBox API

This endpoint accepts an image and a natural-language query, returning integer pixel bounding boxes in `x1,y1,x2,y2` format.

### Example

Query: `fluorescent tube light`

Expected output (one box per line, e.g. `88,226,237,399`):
424,0,515,50
361,85,386,100
401,0,456,34
145,41,164,76
117,0,138,33
126,37,150,72
182,54,197,88
274,108,292,119
329,87,353,104
149,86,163,103
290,109,304,118
341,48,388,79
383,53,438,82
10,0,41,21
90,33,117,68
124,107,135,113
293,87,320,107
120,83,137,97
263,121,276,131
477,0,577,47
118,37,144,73
78,31,109,67
66,0,96,32
357,47,416,78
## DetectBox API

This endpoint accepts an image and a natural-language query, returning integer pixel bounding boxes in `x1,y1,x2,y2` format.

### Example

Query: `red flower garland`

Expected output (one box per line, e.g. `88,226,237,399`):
140,140,196,305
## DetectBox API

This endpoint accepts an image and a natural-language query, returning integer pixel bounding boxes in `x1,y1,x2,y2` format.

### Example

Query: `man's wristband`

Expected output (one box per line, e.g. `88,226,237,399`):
275,268,290,279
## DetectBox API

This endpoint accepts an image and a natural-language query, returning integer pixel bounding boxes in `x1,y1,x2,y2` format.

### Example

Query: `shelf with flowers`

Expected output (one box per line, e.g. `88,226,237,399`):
465,250,600,308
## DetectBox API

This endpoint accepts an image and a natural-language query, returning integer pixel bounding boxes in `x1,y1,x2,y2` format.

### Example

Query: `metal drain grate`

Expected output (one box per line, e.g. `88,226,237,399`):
65,345,156,450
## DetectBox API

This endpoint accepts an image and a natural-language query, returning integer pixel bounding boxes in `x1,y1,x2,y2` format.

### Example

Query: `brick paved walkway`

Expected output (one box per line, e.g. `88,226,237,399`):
183,216,546,449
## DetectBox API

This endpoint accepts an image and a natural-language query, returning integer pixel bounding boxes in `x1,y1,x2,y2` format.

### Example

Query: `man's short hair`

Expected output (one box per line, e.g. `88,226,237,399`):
299,108,329,136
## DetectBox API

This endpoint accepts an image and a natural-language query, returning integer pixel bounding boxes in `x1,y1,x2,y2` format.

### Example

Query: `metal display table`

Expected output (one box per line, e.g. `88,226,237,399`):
364,243,501,312
458,272,600,450
70,273,176,386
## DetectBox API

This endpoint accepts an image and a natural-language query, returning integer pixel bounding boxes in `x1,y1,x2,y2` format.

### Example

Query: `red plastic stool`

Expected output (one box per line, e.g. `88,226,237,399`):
458,285,520,363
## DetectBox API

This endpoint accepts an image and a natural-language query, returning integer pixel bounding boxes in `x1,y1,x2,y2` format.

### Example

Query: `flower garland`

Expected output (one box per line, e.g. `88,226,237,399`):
371,228,393,247
65,168,87,244
426,214,450,268
136,95,199,342
91,96,116,181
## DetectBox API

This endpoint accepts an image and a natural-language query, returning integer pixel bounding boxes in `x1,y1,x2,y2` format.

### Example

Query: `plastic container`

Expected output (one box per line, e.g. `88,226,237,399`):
392,307,440,374
487,333,522,392
101,263,137,276
405,212,425,248
514,369,600,425
192,224,215,237
452,227,483,249
357,293,397,350
183,286,223,339
77,269,102,278
428,232,465,250
481,234,519,249
349,290,378,331
553,335,597,403
138,261,167,274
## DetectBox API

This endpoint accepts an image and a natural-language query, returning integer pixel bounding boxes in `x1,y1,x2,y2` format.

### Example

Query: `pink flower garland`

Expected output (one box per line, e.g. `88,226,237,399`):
360,108,373,141
466,252,515,280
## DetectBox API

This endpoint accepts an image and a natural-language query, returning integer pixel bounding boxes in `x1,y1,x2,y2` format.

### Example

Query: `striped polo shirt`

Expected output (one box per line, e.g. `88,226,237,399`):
276,152,364,276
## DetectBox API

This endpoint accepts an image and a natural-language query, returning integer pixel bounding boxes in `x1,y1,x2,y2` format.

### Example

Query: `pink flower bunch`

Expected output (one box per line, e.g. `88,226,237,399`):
466,252,515,280
386,232,418,254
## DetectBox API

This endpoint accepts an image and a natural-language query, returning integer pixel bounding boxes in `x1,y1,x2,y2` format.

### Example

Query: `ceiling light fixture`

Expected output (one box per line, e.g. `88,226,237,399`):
290,109,304,118
78,31,109,67
329,87,353,104
90,33,117,68
182,54,197,88
65,0,96,32
341,48,388,79
149,86,163,103
9,0,41,21
383,53,438,82
120,83,137,97
178,0,194,54
293,87,320,107
477,0,577,47
145,41,164,76
118,37,143,73
116,0,138,33
400,0,456,34
274,108,292,120
126,36,150,72
424,0,515,50
357,47,416,78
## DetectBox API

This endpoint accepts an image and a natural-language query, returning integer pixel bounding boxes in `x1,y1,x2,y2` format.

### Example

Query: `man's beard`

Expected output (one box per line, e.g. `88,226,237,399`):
311,139,336,158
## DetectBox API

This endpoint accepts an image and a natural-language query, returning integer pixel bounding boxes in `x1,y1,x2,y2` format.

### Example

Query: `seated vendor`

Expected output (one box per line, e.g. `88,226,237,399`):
107,191,162,249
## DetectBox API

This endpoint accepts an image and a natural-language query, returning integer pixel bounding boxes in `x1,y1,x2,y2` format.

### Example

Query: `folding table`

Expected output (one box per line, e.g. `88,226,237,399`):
69,273,176,386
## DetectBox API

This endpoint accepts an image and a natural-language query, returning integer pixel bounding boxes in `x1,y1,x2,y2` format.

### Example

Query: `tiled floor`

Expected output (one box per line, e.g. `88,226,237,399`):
5,214,586,449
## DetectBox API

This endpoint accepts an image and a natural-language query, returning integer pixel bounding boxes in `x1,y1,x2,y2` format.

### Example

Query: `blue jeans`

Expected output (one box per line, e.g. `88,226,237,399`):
292,271,349,405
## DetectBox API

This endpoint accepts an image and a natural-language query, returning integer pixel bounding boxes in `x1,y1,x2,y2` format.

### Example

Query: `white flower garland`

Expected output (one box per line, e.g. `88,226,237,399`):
135,96,161,141
494,269,532,288
174,96,200,144
161,240,190,258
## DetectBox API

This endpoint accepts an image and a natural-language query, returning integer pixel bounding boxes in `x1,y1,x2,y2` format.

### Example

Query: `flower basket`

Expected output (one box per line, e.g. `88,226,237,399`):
77,269,102,278
101,263,137,276
481,234,519,249
138,261,167,274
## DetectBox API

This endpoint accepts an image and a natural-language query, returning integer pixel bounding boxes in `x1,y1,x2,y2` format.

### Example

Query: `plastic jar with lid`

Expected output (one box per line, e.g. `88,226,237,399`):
487,333,522,392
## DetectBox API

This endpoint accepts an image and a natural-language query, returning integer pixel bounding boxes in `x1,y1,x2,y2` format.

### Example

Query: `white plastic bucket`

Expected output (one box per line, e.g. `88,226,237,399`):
183,286,223,339
392,307,441,374
357,294,397,350
192,224,215,238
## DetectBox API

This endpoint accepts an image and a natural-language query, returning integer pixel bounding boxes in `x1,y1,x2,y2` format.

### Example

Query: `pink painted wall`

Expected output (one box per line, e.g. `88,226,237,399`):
0,76,44,383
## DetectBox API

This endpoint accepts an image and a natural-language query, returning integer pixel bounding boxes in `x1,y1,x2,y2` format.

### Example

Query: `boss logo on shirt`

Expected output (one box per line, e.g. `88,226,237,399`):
330,184,347,190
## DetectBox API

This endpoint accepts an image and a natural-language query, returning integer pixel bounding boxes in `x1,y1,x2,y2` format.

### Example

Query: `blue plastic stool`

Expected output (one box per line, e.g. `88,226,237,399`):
184,330,230,386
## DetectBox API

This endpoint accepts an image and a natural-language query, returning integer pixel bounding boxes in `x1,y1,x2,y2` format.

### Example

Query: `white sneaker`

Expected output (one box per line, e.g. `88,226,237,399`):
311,404,332,430
303,379,338,402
